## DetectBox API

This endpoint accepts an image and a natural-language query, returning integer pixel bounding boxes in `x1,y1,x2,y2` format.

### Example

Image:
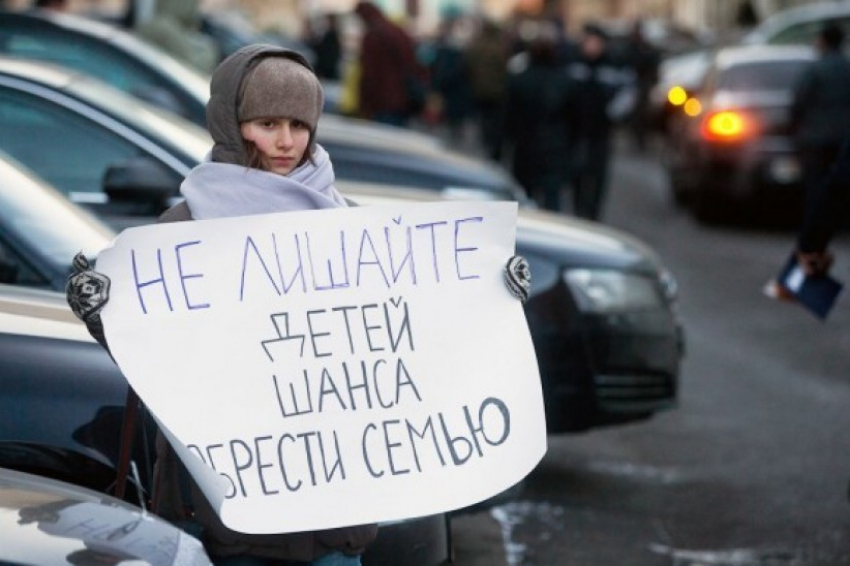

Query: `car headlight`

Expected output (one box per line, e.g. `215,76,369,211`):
563,269,667,313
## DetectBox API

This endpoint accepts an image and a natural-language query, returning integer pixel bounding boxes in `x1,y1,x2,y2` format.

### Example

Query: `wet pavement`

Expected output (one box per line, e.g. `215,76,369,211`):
444,130,850,566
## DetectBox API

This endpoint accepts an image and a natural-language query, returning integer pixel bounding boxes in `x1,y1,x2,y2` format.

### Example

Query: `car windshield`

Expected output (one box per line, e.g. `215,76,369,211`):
0,154,113,267
66,74,212,163
719,60,811,91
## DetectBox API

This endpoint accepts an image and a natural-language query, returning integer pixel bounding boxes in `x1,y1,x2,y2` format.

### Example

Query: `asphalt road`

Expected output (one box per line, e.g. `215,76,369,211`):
450,133,850,566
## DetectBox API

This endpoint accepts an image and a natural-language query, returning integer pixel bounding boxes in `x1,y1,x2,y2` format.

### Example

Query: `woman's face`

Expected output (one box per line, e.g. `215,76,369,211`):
240,118,311,176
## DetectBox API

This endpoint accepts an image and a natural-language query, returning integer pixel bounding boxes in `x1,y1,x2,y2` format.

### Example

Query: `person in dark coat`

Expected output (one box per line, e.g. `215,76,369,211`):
464,18,510,161
504,26,573,212
790,23,850,233
429,16,473,143
308,12,342,81
794,133,849,277
565,23,636,221
354,1,425,126
623,20,660,152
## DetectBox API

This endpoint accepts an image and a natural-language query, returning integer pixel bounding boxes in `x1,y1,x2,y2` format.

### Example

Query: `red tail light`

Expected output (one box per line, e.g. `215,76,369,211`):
700,110,757,142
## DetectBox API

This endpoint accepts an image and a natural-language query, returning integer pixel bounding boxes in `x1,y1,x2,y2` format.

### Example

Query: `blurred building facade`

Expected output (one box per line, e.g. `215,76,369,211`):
11,0,835,46
208,0,835,40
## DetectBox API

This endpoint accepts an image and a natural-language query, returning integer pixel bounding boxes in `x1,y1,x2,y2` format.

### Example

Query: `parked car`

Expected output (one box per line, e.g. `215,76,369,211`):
0,145,683,562
0,279,452,565
0,466,212,565
742,1,850,48
0,10,526,204
665,44,816,222
0,153,451,565
0,97,683,434
339,184,684,433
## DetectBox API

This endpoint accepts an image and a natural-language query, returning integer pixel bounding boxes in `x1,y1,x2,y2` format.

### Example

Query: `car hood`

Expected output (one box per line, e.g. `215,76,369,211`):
341,182,663,274
0,467,210,565
516,208,663,273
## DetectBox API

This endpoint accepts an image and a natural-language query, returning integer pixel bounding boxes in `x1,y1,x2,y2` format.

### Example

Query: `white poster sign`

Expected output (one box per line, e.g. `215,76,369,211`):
96,200,546,534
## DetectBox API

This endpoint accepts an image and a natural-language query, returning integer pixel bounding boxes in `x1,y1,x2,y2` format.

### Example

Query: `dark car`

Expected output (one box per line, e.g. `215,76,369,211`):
0,155,451,566
665,44,816,222
0,154,680,562
0,10,527,204
0,466,212,565
0,98,682,436
350,185,683,432
0,282,451,565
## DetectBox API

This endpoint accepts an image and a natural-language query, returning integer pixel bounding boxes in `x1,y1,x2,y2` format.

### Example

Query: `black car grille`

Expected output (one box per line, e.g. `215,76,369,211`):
593,373,676,414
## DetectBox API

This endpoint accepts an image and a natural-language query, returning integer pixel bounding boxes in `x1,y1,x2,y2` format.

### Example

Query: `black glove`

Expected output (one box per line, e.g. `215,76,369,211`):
504,255,532,303
66,252,111,350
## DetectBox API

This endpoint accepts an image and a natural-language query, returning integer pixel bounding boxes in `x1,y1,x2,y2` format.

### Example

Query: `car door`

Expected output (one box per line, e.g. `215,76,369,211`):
0,80,185,228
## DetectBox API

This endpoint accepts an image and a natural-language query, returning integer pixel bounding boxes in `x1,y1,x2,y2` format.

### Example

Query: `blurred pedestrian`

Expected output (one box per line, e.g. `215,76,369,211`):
66,44,378,565
133,0,220,74
565,22,636,221
353,0,426,126
795,133,849,277
623,20,660,152
307,12,342,81
790,23,850,235
33,0,69,12
429,15,473,144
464,18,510,161
504,24,573,212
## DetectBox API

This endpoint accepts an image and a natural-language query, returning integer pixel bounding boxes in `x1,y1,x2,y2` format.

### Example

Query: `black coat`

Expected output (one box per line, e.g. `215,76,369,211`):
504,59,572,191
791,50,850,150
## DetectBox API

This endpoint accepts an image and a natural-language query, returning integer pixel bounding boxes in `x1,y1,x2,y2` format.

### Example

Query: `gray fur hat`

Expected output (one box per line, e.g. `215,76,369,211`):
238,56,323,130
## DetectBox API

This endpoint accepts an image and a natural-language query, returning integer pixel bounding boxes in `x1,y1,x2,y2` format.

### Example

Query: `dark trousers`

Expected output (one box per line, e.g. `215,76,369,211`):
571,135,611,221
798,139,850,252
475,99,504,162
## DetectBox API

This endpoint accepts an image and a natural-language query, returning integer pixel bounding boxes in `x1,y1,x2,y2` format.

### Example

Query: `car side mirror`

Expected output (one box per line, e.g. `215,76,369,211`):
103,157,180,208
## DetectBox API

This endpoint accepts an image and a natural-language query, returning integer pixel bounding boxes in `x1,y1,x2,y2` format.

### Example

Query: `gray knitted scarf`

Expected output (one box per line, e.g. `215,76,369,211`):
180,144,347,220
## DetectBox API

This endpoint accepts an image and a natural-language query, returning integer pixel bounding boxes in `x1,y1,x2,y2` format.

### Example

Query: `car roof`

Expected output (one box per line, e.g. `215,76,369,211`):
712,44,816,70
0,8,212,101
743,2,850,44
0,55,213,165
340,181,659,271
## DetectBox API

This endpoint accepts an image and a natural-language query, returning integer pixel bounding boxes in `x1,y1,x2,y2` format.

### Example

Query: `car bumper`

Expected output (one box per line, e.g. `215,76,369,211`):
363,514,451,566
696,141,803,200
527,290,683,434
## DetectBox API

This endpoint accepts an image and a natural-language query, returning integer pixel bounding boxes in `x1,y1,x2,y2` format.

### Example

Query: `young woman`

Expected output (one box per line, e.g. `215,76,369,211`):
69,44,377,566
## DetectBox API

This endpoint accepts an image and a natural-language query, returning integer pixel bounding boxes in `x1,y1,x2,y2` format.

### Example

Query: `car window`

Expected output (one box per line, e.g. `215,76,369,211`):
0,17,201,121
769,16,850,46
719,60,810,91
0,87,142,201
0,153,113,288
0,20,162,94
0,237,45,287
